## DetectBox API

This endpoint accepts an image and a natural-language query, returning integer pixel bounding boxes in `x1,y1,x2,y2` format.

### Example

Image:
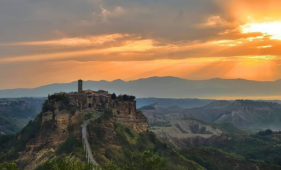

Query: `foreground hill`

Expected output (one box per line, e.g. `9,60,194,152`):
3,77,281,99
0,98,44,134
1,91,280,169
0,92,203,170
141,100,281,131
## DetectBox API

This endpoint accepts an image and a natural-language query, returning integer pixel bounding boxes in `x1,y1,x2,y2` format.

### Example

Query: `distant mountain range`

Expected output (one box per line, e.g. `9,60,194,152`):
2,76,281,99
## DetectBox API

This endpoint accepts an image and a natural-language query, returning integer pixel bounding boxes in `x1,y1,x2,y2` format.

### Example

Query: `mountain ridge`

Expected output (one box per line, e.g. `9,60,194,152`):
2,77,281,99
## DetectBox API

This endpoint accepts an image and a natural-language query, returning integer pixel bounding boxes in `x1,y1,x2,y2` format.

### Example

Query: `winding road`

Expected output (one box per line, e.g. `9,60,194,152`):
82,114,102,165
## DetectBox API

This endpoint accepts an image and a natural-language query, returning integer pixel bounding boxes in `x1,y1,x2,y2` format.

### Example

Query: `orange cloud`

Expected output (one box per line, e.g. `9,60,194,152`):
2,56,281,90
0,39,161,63
2,34,127,46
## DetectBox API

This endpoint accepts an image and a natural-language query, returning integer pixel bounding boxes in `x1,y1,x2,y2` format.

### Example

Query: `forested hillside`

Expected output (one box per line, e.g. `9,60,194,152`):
0,98,44,134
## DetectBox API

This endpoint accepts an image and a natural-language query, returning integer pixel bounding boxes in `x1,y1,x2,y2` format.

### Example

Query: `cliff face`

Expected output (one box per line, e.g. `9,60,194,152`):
13,92,148,170
18,100,83,170
111,100,148,133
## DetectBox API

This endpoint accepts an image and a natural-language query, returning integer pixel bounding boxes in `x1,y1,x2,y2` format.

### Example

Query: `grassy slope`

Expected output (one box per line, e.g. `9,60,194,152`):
184,147,281,170
85,114,205,170
203,133,281,167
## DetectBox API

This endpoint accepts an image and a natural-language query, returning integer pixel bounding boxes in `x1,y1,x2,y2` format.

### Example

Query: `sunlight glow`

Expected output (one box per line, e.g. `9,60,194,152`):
241,22,281,40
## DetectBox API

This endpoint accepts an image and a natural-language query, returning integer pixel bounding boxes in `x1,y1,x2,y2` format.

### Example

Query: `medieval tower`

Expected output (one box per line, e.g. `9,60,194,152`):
78,79,83,93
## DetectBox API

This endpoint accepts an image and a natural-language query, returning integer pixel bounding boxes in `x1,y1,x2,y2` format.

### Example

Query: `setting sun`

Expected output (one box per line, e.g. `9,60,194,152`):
241,22,281,40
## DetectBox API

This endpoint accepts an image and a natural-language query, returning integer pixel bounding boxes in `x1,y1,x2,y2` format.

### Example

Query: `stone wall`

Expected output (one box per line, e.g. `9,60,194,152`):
68,91,148,132
111,101,148,133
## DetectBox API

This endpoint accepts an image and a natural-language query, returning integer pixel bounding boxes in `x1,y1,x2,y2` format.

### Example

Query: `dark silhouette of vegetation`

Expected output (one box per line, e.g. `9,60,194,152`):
258,129,273,136
117,94,136,101
44,94,71,112
129,95,136,101
48,94,70,104
123,94,129,101
111,93,117,100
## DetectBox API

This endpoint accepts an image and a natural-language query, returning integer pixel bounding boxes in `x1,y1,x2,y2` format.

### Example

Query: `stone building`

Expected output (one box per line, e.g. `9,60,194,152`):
54,80,148,132
67,80,112,110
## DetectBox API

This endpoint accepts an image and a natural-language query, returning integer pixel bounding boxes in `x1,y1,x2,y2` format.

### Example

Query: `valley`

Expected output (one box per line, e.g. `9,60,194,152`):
141,100,281,131
1,82,281,169
0,98,45,134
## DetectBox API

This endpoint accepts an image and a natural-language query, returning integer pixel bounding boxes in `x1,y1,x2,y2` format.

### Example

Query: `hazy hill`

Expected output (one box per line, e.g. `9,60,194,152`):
0,98,44,134
2,77,281,99
141,100,281,131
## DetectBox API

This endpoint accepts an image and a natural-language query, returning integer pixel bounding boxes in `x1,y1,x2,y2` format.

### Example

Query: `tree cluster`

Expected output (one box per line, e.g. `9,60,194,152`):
257,129,273,136
111,93,136,101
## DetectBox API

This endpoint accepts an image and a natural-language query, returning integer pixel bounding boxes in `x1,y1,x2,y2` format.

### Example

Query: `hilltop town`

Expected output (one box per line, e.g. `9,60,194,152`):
4,80,147,169
51,79,148,132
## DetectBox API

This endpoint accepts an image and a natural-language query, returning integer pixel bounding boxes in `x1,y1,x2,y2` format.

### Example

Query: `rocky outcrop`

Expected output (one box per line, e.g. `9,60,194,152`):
14,91,148,170
19,105,84,170
150,119,223,148
111,101,148,133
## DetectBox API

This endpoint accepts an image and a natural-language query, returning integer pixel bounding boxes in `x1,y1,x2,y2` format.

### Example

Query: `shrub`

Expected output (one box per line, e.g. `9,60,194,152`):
102,109,113,120
111,93,117,100
129,96,136,101
0,162,19,170
56,137,78,155
123,94,129,101
84,113,93,120
35,156,100,170
258,129,273,136
125,127,134,138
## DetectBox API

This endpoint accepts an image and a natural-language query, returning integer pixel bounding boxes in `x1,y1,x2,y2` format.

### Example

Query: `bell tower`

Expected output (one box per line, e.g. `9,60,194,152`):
78,79,83,93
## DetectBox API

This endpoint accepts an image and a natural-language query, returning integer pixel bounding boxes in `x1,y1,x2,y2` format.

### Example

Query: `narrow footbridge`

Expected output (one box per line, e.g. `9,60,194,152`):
82,114,101,165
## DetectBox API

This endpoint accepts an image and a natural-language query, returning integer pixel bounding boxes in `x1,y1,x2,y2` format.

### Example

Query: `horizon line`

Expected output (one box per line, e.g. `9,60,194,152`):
1,76,281,91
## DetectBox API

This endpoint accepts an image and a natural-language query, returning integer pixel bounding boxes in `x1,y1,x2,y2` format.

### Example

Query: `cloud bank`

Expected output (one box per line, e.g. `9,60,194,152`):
1,0,281,89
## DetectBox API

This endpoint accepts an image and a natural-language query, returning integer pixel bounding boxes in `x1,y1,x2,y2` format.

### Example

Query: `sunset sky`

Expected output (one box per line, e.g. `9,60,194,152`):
1,0,281,89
